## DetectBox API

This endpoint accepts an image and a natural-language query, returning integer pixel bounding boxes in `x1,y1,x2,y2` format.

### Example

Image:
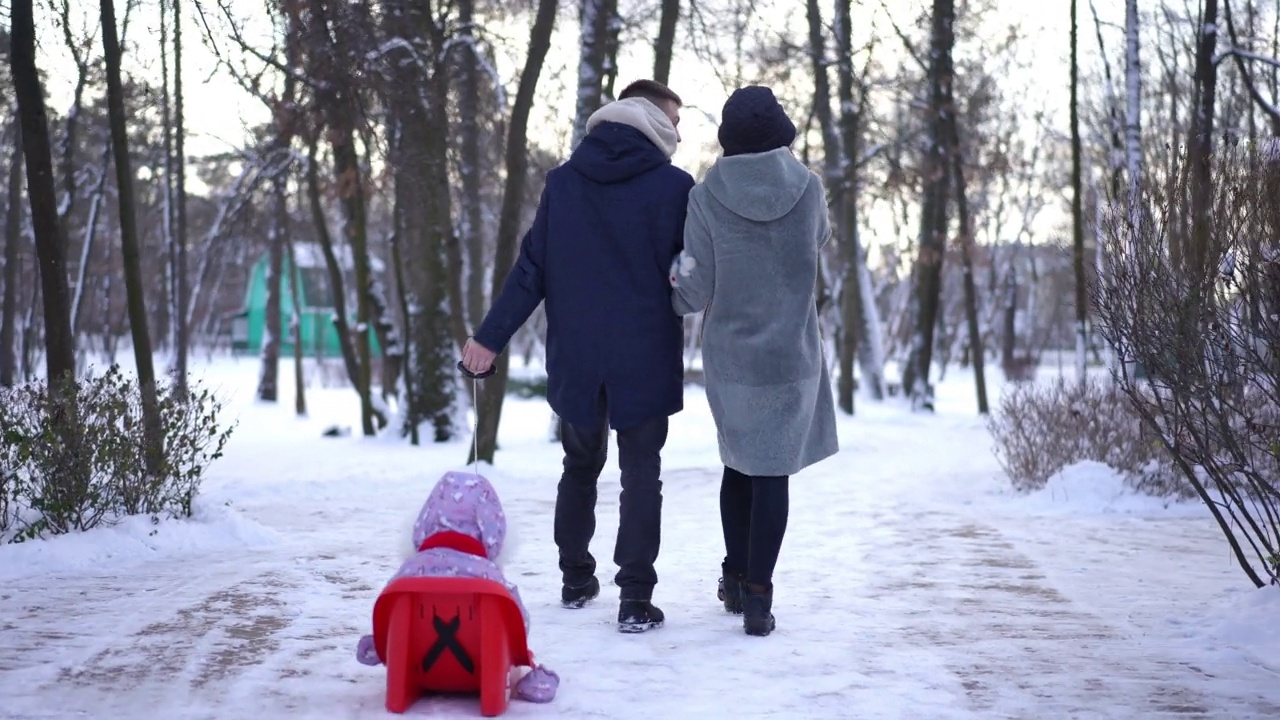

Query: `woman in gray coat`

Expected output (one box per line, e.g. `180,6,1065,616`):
669,86,839,637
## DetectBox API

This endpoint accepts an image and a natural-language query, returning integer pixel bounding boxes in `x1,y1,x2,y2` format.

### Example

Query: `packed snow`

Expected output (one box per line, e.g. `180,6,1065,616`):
1,357,1277,719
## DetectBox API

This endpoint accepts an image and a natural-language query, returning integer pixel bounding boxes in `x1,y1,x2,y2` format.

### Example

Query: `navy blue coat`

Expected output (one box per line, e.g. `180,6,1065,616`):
474,122,695,431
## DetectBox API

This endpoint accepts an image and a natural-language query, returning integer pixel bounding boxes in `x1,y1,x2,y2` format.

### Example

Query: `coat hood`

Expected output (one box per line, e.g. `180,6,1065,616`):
568,122,671,185
411,471,507,559
704,147,814,222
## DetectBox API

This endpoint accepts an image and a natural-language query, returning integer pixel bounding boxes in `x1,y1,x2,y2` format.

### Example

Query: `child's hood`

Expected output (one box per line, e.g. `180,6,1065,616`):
411,471,507,559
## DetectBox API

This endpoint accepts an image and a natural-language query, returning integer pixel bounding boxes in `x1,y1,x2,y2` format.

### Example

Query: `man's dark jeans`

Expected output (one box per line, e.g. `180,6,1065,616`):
554,397,668,602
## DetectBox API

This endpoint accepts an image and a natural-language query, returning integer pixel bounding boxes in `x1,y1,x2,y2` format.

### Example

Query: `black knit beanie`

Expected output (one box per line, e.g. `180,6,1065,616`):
717,85,798,157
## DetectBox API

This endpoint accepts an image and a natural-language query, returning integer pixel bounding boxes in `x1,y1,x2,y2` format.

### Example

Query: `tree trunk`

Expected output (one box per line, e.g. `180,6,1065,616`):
172,0,190,389
904,0,955,412
836,0,885,405
472,0,559,465
1069,0,1088,388
458,0,487,341
11,0,76,386
805,0,848,411
652,0,680,86
257,168,285,403
385,0,456,442
70,149,111,336
284,192,306,417
159,0,174,352
1124,0,1142,203
949,148,989,414
102,0,163,472
2,122,21,387
1188,0,1220,277
300,0,377,435
571,0,615,149
304,137,362,402
389,221,418,445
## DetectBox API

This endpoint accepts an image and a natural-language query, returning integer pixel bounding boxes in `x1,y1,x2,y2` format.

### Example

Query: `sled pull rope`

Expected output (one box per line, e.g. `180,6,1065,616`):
457,360,496,475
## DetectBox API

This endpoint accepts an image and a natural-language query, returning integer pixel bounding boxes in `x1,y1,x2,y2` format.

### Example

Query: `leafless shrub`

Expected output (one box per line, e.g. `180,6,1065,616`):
1094,148,1280,588
1000,354,1040,383
988,376,1185,496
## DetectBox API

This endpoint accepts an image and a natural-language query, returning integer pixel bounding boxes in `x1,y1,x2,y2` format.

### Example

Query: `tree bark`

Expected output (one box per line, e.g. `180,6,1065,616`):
653,0,680,86
836,0,885,406
1188,0,1220,277
472,0,559,464
284,189,307,417
1070,0,1089,388
172,0,190,389
2,122,21,387
257,166,286,403
1124,0,1142,202
571,0,615,149
11,0,76,386
384,0,456,442
299,0,377,435
102,0,163,473
458,0,487,340
949,147,989,414
903,0,955,412
304,136,362,407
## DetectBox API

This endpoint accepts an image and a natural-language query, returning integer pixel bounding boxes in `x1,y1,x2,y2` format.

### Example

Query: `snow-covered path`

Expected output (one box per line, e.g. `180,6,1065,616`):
2,362,1277,719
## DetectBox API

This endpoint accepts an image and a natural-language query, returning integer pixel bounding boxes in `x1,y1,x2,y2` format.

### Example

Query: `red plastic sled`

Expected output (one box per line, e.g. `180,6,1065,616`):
371,577,532,716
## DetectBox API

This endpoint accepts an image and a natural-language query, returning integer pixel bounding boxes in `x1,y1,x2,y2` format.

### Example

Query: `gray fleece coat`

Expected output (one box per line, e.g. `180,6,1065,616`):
670,147,839,477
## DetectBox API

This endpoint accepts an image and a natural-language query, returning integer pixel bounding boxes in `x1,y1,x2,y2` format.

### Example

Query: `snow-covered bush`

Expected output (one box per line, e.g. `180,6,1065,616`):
0,366,235,543
987,376,1185,497
1093,147,1280,587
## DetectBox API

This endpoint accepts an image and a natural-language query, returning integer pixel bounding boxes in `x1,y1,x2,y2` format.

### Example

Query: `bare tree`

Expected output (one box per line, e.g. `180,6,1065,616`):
10,0,76,385
472,0,559,464
835,0,885,406
902,0,956,412
172,0,190,388
101,0,163,471
1070,0,1088,387
380,0,455,442
1187,0,1220,275
653,0,680,86
256,155,288,402
1,121,20,387
571,0,617,149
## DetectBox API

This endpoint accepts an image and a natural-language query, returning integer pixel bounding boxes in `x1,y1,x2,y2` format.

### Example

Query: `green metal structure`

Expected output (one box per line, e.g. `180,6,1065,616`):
229,244,382,358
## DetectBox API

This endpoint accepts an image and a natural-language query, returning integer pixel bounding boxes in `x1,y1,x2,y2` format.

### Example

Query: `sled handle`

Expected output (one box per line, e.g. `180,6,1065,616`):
457,361,497,380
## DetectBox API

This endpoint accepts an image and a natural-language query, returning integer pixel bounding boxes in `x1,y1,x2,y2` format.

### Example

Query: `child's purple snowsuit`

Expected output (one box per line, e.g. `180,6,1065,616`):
355,471,558,703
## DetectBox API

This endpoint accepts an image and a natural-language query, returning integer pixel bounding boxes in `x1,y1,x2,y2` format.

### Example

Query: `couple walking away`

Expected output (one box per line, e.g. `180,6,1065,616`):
461,79,838,637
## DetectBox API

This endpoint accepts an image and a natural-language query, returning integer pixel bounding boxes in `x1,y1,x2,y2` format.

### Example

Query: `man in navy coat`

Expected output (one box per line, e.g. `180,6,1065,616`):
461,79,694,633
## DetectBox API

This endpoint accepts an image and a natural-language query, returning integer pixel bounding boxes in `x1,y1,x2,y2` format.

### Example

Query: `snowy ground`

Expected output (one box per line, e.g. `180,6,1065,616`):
2,356,1278,719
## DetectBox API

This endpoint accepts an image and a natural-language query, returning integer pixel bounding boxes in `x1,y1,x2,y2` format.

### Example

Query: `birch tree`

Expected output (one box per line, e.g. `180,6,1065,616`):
1124,0,1142,207
571,0,617,149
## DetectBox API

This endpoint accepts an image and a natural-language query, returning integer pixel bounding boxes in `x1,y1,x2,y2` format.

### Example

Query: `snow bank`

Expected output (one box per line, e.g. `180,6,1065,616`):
1017,460,1203,517
1182,586,1280,674
0,498,280,582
